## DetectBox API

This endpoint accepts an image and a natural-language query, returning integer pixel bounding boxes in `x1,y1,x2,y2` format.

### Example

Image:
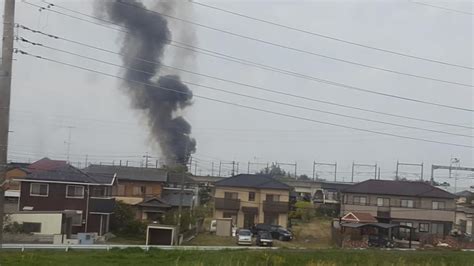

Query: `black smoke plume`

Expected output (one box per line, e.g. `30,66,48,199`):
99,0,196,165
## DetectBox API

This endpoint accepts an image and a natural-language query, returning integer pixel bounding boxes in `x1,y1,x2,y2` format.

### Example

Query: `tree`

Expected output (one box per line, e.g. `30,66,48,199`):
198,187,212,205
258,163,286,177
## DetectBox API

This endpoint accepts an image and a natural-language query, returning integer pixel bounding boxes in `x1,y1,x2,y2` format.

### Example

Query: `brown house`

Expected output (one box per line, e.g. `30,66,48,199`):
85,165,198,221
16,160,116,235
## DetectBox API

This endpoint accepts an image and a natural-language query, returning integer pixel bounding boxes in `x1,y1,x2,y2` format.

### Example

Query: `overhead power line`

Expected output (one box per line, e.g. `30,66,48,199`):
18,23,474,113
18,37,472,139
14,49,474,149
114,0,474,72
30,1,474,87
189,0,473,68
411,1,474,15
15,30,474,130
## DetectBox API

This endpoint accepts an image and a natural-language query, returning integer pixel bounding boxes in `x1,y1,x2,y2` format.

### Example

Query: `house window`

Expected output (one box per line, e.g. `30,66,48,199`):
419,223,430,232
249,192,255,201
432,201,446,210
353,196,367,205
132,186,146,196
30,183,48,197
224,192,238,199
266,194,280,202
22,222,41,233
401,199,414,208
91,187,108,198
377,197,390,207
66,185,85,199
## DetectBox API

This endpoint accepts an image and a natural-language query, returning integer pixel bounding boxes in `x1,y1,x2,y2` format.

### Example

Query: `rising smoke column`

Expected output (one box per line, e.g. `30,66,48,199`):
99,0,196,165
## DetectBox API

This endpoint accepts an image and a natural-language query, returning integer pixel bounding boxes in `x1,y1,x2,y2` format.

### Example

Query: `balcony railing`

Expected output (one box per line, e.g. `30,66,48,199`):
214,198,240,210
263,201,289,213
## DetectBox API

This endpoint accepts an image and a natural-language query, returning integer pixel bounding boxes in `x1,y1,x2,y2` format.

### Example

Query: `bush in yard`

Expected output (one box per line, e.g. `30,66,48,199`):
290,201,315,222
110,201,146,236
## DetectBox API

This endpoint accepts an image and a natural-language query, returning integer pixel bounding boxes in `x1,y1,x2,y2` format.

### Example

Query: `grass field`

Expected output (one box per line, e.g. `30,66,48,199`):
1,249,473,266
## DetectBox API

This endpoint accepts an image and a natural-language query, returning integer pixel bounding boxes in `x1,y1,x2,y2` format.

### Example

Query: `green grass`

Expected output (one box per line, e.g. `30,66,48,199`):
1,249,473,266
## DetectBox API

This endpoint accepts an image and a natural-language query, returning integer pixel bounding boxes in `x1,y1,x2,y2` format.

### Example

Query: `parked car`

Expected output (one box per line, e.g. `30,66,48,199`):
256,231,273,247
236,229,253,245
210,220,237,236
251,224,293,241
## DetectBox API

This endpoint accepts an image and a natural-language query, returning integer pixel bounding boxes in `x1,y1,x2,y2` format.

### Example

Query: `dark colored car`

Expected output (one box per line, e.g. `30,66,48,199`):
272,228,293,241
256,231,273,247
251,224,293,241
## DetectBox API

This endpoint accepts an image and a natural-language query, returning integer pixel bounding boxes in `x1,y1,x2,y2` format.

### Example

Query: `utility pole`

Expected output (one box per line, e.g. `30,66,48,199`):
177,145,190,242
211,162,214,176
218,161,222,176
0,0,15,247
64,126,74,163
143,153,152,168
84,155,88,168
231,161,235,176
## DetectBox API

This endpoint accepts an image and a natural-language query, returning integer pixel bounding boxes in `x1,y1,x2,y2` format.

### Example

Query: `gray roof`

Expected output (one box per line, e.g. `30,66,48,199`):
343,179,455,199
167,172,197,184
23,165,114,185
161,190,194,207
137,198,172,209
455,190,473,197
85,165,167,183
214,174,291,190
457,206,474,214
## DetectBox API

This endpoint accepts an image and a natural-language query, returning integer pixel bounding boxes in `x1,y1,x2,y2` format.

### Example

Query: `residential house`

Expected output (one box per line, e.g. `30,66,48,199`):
16,159,116,235
84,165,198,221
454,190,473,237
341,179,456,237
213,174,291,228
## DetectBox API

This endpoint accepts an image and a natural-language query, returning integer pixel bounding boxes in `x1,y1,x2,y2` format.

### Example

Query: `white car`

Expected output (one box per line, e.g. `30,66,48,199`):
236,229,252,245
209,220,237,236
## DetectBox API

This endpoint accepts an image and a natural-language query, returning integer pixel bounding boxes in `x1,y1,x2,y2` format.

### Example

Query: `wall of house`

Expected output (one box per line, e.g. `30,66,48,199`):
114,180,163,197
342,193,455,222
214,187,289,228
456,211,473,235
8,213,63,235
19,182,88,213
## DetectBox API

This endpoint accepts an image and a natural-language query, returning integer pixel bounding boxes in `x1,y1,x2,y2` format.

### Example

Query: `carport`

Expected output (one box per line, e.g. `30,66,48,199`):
341,222,415,248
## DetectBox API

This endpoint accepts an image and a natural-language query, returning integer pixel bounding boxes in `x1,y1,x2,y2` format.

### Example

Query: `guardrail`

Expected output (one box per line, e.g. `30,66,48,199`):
0,244,279,252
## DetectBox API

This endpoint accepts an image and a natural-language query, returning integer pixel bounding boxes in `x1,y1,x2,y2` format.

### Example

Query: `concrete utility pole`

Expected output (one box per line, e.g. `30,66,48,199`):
0,0,15,247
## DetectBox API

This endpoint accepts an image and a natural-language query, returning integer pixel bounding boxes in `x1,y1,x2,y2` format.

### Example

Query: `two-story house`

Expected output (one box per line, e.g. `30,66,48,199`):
85,165,197,221
341,179,456,237
213,174,291,229
16,161,116,235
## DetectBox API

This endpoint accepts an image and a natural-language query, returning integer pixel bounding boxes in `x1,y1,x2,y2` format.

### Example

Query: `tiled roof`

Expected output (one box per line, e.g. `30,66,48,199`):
167,172,197,184
23,165,114,185
28,158,68,172
84,165,167,182
343,179,455,199
214,174,291,190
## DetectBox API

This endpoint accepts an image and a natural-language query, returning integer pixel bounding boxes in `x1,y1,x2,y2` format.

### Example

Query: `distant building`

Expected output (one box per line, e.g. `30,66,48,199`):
341,179,456,238
15,158,116,235
213,174,291,228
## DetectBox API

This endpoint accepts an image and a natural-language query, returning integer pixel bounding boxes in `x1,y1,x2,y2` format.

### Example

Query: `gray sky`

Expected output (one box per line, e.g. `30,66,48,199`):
5,0,474,189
